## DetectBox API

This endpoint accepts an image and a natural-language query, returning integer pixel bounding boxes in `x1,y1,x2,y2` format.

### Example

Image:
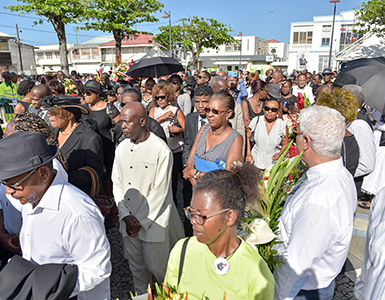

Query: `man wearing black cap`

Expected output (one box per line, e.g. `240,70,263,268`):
0,131,111,300
322,68,333,84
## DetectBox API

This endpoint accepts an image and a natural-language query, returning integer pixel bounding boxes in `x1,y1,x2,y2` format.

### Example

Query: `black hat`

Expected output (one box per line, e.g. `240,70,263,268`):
322,68,333,75
80,80,106,97
333,73,357,87
268,83,283,100
0,131,59,180
40,95,89,114
185,76,197,87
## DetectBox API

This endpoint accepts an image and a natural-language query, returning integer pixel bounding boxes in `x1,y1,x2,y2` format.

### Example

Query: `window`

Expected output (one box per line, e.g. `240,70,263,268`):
318,56,330,71
0,39,8,51
54,52,60,58
321,25,331,46
225,42,241,52
37,53,44,60
46,52,53,59
227,66,232,71
292,31,312,44
339,24,363,51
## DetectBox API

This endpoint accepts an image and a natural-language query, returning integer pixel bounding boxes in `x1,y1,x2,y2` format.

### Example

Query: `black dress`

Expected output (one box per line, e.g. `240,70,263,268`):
245,99,264,119
81,103,119,177
341,134,360,176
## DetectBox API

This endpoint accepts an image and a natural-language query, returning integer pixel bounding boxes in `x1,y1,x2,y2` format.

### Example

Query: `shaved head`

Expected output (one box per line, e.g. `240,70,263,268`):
30,84,51,109
120,102,148,143
210,76,228,93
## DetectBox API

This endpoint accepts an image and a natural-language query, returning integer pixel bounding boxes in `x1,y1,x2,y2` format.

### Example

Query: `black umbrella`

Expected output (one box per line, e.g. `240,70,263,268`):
340,57,385,112
126,46,184,78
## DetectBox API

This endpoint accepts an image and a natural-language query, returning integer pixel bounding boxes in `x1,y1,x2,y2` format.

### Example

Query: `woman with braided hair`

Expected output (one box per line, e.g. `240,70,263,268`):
14,80,35,114
5,112,67,174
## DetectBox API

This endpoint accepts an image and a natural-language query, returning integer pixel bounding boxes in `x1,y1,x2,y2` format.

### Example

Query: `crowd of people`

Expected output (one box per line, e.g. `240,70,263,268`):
0,65,384,300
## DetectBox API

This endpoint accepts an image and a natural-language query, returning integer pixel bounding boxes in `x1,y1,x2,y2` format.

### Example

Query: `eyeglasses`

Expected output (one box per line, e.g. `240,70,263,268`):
184,206,230,225
292,128,303,140
204,107,228,115
198,75,207,80
108,93,117,97
264,106,279,113
83,90,94,96
172,80,180,85
1,168,36,190
155,95,166,101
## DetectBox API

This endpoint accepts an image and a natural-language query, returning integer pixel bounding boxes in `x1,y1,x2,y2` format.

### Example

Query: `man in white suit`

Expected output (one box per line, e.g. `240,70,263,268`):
112,102,184,294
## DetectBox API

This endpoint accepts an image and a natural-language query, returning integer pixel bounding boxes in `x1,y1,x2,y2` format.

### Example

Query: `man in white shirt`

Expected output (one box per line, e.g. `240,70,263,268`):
292,73,315,104
112,103,184,294
0,131,111,300
274,106,357,300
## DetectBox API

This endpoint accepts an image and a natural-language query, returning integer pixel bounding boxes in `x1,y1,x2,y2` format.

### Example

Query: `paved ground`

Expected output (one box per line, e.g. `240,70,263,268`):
108,202,369,300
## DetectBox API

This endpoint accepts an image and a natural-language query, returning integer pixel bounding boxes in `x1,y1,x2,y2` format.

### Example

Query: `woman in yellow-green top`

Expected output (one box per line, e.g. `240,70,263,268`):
165,163,274,300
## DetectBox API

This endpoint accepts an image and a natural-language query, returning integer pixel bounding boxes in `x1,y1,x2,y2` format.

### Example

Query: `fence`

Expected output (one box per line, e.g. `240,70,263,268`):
0,99,15,129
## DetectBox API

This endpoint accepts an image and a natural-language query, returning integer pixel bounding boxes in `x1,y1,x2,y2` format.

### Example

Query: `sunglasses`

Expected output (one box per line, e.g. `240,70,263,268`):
184,206,230,226
83,90,94,96
198,75,207,80
264,106,279,113
108,93,117,97
172,80,180,85
204,107,228,115
1,168,36,190
155,95,167,101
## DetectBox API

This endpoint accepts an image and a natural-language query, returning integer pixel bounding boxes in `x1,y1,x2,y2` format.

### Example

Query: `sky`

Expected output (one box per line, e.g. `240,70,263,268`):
0,0,362,47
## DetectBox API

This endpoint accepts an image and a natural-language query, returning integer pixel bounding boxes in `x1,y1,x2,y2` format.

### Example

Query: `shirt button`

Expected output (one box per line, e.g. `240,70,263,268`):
130,166,133,169
127,198,130,201
128,182,131,185
145,166,148,169
130,149,133,152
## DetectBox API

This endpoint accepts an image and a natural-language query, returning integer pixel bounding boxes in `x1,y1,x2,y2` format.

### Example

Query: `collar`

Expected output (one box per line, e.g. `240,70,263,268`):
4,81,13,88
31,171,66,212
306,158,343,181
198,115,208,122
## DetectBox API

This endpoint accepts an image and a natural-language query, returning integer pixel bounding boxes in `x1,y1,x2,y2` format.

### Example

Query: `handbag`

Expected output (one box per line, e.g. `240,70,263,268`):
178,237,191,287
249,115,260,149
79,166,118,229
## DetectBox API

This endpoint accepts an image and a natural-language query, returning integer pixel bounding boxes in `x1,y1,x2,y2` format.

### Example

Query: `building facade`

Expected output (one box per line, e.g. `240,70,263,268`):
288,10,362,73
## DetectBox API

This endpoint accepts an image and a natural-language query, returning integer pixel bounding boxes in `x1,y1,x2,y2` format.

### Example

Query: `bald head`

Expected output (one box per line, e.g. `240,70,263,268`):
315,84,332,102
209,76,228,93
30,85,52,109
120,102,148,142
218,71,227,80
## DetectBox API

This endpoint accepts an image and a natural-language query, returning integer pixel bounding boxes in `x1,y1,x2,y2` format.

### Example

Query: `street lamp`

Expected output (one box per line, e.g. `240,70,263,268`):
162,11,172,57
238,32,242,71
328,0,340,69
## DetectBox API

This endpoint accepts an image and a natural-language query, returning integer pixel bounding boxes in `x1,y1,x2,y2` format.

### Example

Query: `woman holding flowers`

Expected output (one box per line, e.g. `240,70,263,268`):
165,163,274,299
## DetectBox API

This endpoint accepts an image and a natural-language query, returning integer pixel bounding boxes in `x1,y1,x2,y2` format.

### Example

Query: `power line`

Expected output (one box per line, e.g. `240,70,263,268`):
0,24,100,37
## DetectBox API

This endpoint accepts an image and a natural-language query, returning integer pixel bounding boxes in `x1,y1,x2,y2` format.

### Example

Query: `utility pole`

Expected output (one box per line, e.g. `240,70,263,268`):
16,24,23,73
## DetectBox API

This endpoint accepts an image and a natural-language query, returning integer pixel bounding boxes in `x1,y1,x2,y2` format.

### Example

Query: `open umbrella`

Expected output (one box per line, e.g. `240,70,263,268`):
340,57,385,112
126,45,184,78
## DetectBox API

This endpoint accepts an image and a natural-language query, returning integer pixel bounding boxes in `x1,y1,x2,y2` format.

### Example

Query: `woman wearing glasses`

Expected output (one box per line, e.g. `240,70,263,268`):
149,82,185,215
167,74,192,116
246,98,288,170
80,80,119,195
183,91,243,186
165,163,274,299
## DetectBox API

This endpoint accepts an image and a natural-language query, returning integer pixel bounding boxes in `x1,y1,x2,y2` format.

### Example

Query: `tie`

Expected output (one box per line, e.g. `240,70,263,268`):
282,173,307,211
200,119,206,128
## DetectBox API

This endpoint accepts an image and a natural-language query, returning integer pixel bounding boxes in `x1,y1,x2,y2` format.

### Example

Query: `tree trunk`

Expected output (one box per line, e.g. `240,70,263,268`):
192,51,199,70
113,29,124,66
51,17,69,76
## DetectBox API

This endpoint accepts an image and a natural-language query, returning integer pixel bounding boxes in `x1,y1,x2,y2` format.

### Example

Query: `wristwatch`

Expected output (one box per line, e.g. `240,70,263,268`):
193,170,199,179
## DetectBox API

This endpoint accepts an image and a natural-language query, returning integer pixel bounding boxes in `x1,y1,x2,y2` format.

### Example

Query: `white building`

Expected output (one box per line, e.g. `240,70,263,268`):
288,10,363,73
35,44,74,74
269,39,289,70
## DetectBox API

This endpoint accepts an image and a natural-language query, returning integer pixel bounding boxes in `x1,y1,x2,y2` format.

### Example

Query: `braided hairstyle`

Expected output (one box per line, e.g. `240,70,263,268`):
7,113,68,171
194,162,261,226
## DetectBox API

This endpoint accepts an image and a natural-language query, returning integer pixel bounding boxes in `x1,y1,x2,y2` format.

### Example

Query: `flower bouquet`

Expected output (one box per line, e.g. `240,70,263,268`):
111,64,130,82
241,141,306,272
63,78,77,96
296,92,312,111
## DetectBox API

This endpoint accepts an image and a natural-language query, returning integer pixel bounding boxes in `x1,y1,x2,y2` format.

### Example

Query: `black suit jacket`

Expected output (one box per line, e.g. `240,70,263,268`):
183,112,199,165
57,121,105,195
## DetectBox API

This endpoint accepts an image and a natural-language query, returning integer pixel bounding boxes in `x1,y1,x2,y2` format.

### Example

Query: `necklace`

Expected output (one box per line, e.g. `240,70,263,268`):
60,122,78,136
212,239,241,275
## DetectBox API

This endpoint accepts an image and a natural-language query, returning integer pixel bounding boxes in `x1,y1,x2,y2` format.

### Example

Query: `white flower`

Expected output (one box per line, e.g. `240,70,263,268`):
244,218,277,246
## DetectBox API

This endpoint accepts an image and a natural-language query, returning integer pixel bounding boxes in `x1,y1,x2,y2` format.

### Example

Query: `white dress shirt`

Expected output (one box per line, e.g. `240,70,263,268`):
20,171,111,300
274,158,357,299
292,85,314,104
355,187,385,299
349,119,376,177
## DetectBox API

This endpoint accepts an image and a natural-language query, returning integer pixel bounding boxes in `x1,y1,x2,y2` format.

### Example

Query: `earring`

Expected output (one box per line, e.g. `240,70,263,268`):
168,101,171,105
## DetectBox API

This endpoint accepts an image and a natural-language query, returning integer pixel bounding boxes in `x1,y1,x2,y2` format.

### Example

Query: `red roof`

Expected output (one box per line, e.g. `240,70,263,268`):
269,39,280,43
101,33,154,47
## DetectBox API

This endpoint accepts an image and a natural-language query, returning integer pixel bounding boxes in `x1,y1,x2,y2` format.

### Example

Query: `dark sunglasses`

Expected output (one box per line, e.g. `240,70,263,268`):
198,75,207,79
83,90,94,96
172,80,180,85
155,95,167,101
108,93,117,97
264,106,279,113
204,107,228,115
